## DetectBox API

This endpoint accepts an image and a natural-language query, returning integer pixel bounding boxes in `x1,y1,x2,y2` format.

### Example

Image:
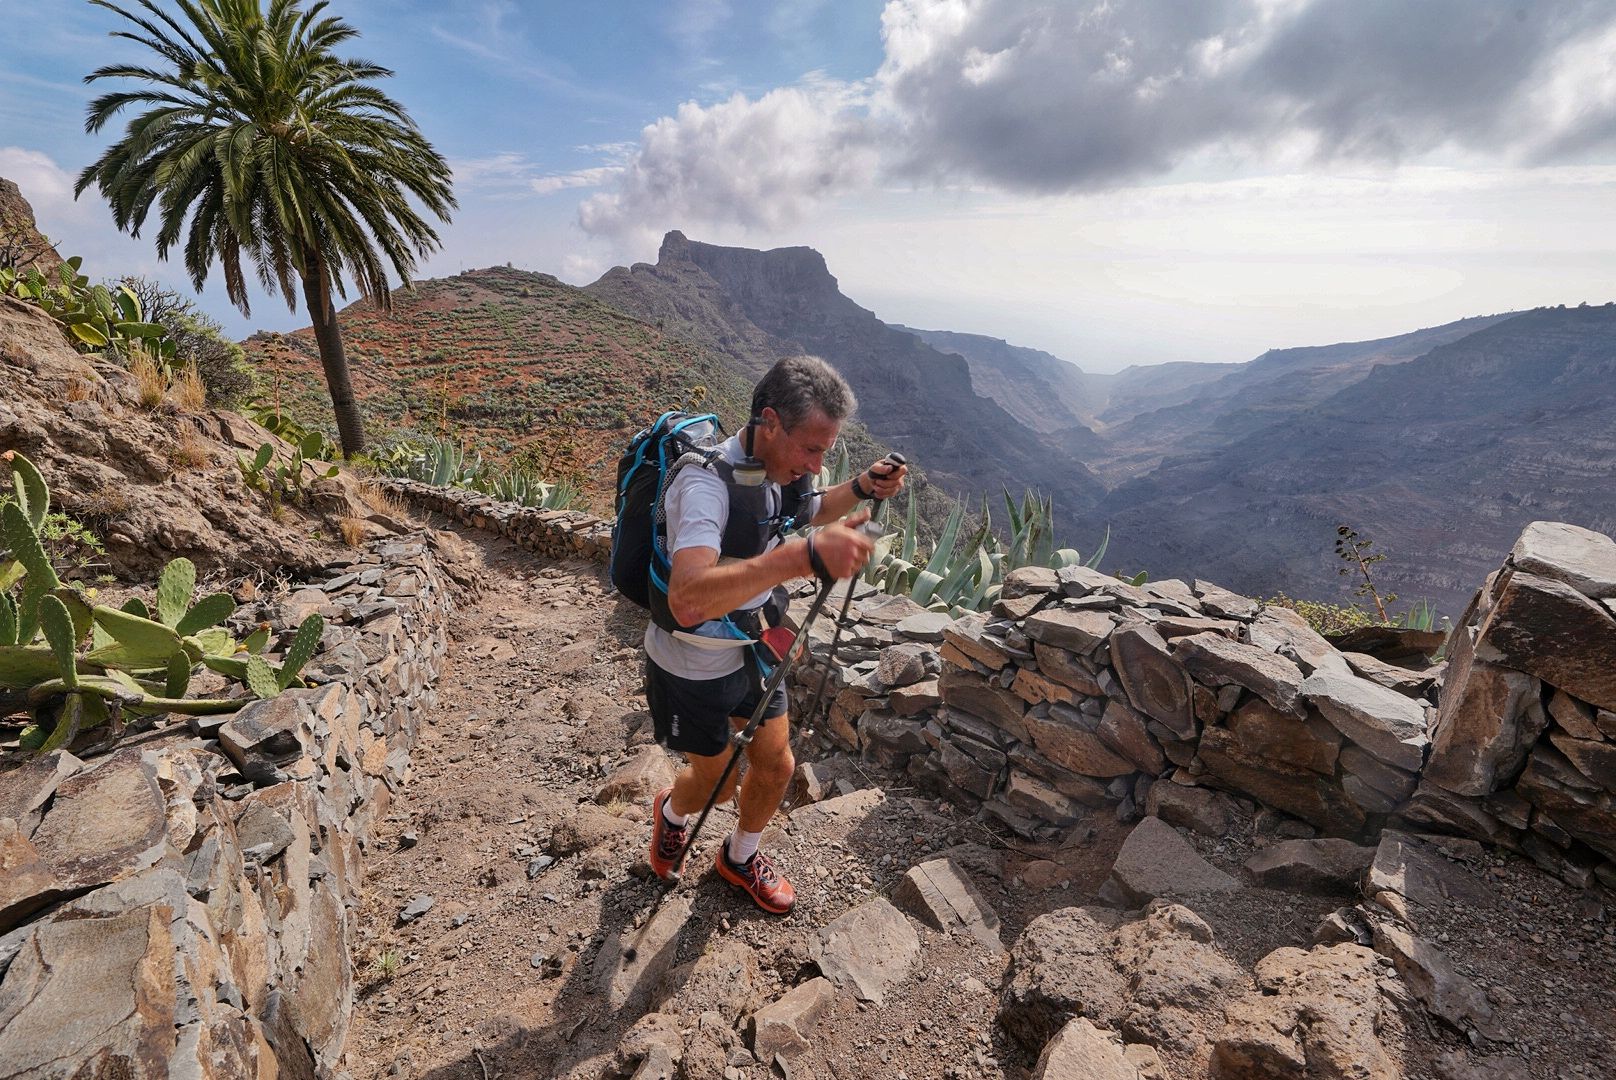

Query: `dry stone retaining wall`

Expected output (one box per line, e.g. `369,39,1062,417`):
381,479,1616,891
0,534,458,1079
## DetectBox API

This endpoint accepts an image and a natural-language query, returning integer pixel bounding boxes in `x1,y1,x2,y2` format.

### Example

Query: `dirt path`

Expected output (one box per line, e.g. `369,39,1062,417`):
340,528,1065,1080
339,525,1616,1080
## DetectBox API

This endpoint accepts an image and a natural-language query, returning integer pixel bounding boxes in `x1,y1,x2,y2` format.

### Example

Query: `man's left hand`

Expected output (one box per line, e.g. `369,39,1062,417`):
861,457,907,501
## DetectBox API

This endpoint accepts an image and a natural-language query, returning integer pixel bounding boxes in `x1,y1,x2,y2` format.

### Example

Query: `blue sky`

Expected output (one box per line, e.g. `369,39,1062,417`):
6,1,1616,371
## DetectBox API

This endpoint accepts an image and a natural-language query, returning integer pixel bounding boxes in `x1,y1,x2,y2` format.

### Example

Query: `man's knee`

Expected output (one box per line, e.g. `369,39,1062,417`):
751,741,795,787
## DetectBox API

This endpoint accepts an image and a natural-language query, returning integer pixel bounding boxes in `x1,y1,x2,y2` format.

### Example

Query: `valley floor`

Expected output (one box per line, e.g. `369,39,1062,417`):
339,525,1616,1080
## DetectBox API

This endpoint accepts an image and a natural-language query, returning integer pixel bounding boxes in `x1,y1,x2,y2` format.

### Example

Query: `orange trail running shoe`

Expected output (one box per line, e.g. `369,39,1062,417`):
716,845,796,915
648,787,688,880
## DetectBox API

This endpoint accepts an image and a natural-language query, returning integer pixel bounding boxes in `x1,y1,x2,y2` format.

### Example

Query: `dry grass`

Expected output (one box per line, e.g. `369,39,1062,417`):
65,378,93,403
358,478,409,520
169,423,212,470
127,349,167,410
168,366,206,412
338,515,367,548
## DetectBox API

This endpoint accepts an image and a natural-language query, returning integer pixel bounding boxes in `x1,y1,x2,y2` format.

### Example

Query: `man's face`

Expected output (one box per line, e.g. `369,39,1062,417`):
759,406,840,486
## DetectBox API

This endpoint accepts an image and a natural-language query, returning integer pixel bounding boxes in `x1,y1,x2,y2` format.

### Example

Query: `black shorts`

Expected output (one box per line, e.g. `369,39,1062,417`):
644,656,788,758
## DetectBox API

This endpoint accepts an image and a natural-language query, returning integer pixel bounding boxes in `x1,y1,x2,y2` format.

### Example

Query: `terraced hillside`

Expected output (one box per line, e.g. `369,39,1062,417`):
241,266,756,503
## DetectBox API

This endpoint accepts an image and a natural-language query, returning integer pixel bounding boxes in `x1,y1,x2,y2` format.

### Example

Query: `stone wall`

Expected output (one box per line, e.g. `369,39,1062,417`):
378,478,612,562
376,477,1616,892
0,534,460,1079
795,520,1616,892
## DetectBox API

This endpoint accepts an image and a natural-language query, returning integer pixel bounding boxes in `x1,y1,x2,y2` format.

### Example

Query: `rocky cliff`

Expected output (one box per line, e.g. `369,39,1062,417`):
587,232,1109,519
0,177,63,276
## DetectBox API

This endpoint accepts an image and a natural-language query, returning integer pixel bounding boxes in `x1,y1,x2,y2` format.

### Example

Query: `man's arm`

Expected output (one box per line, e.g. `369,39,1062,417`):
666,513,877,627
810,458,908,526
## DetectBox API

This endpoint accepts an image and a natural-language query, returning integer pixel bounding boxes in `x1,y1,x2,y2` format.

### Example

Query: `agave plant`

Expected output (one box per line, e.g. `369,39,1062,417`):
848,484,1110,616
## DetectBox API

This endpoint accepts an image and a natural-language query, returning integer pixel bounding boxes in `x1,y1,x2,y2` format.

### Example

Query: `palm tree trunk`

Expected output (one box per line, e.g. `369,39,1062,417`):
300,253,366,455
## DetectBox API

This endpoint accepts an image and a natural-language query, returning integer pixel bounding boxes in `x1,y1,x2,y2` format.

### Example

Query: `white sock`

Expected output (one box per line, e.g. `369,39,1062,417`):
662,800,688,828
727,829,762,865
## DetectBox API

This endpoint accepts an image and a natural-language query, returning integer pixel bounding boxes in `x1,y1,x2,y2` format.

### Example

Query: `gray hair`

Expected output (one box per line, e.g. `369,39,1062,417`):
751,355,857,428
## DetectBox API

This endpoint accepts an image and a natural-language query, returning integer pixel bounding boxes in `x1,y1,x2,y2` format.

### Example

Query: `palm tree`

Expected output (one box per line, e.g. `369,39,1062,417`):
76,0,455,454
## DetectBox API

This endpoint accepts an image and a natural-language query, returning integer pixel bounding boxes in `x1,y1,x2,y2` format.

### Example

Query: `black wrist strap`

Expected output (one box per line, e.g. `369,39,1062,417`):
850,472,873,500
806,535,834,583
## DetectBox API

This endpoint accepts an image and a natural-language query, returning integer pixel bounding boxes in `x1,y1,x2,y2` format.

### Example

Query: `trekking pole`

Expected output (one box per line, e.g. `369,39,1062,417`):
662,574,838,885
799,453,906,734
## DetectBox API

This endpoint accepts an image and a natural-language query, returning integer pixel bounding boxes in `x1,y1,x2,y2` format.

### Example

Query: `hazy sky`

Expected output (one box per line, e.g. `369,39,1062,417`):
5,0,1616,372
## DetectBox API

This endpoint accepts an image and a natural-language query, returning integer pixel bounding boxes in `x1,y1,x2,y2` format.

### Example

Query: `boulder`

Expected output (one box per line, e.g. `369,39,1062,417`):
1364,832,1494,916
1211,945,1400,1080
895,610,951,642
892,857,1003,951
1509,520,1616,599
1301,670,1429,772
1110,623,1197,740
1144,781,1241,838
999,905,1128,1052
1424,624,1545,796
597,746,677,805
815,898,919,1005
1024,608,1117,655
1032,642,1103,695
750,977,835,1061
1194,581,1260,621
1476,569,1616,711
1244,839,1377,894
0,751,83,837
1369,920,1495,1037
1196,727,1368,835
1111,901,1250,1065
1106,817,1238,906
1097,698,1166,775
1023,705,1136,778
1034,1018,1139,1080
940,669,1029,740
1172,633,1307,717
1224,697,1342,777
888,677,941,716
876,642,932,689
942,614,1014,670
595,894,694,1012
787,787,886,843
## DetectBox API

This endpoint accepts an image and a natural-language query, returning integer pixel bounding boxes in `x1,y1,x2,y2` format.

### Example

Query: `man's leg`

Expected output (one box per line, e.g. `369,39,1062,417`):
715,711,797,914
667,745,743,819
733,710,794,833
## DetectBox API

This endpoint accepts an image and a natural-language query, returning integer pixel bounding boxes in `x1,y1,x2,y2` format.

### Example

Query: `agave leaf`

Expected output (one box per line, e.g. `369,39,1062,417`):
156,558,197,627
900,491,919,566
1048,547,1083,569
923,503,966,578
1083,524,1111,570
176,592,235,637
910,568,946,607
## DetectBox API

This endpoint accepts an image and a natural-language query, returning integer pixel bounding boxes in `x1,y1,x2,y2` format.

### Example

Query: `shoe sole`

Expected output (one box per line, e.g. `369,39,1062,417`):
714,850,794,915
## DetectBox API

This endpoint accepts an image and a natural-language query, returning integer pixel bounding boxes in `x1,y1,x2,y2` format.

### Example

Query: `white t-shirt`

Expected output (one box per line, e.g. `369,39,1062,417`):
643,434,818,680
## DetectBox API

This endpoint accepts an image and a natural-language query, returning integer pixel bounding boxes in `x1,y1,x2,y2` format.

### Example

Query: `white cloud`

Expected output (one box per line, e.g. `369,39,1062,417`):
530,166,623,196
577,80,881,246
578,0,1616,244
0,147,79,218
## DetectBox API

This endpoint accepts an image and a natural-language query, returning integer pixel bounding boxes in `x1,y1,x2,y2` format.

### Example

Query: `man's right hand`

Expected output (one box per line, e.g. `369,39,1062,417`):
808,510,877,580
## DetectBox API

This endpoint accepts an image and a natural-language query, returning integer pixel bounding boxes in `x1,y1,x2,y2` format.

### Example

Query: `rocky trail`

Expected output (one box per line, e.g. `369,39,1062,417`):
339,524,1616,1080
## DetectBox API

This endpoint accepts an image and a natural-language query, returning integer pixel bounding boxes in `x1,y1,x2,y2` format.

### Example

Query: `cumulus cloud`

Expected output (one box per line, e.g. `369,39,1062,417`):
577,78,881,246
579,0,1616,241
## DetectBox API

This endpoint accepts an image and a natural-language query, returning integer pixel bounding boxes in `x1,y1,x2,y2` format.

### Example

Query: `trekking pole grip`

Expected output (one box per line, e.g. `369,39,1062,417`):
861,452,907,537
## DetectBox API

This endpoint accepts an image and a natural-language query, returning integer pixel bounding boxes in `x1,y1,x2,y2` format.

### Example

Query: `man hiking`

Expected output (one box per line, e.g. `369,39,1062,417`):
644,354,907,913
